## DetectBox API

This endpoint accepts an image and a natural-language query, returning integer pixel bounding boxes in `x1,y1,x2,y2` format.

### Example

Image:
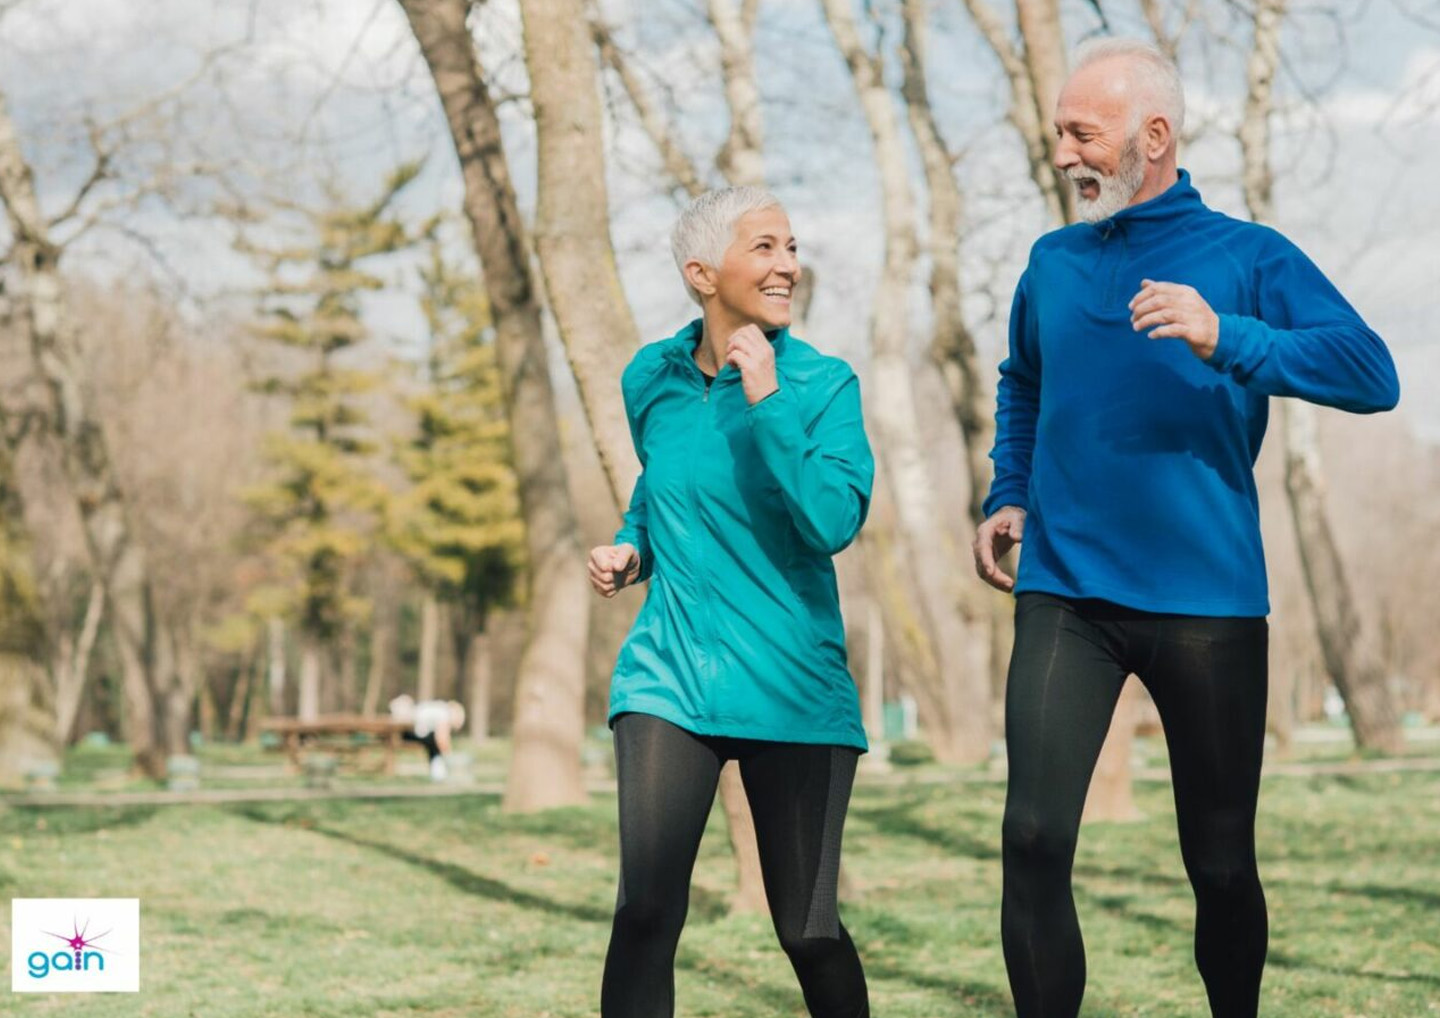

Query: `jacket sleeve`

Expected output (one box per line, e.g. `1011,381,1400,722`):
744,365,874,555
612,365,655,582
983,269,1041,517
1206,231,1400,413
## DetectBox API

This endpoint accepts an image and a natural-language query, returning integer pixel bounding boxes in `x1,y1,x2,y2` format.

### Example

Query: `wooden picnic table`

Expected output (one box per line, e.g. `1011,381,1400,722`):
260,715,413,776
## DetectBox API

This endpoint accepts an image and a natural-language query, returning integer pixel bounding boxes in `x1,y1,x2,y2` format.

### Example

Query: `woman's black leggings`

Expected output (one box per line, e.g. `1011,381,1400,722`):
601,712,868,1018
1002,593,1269,1018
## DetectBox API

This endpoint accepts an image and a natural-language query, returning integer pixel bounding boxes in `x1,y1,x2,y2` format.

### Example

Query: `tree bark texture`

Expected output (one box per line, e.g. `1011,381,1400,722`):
399,0,590,809
1238,0,1403,753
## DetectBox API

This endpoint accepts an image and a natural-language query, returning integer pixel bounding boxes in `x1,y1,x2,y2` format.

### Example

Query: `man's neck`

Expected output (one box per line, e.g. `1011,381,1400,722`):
1126,161,1181,210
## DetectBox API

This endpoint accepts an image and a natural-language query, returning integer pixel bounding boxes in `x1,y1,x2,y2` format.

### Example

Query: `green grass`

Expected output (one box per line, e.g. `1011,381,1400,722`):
2,768,1438,1016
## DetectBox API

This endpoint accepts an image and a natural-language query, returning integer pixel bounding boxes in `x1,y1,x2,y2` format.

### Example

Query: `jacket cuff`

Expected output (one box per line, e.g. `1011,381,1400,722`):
1208,314,1266,373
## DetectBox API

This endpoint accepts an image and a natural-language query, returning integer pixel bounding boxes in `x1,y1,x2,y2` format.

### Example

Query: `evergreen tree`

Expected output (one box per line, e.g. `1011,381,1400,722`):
242,164,422,718
389,232,523,705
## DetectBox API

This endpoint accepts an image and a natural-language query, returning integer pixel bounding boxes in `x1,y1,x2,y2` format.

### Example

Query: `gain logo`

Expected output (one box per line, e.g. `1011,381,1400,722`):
28,915,111,979
11,898,140,993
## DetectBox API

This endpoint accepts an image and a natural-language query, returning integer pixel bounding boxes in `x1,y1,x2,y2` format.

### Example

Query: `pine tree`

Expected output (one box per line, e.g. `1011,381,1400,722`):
389,233,523,709
242,164,422,719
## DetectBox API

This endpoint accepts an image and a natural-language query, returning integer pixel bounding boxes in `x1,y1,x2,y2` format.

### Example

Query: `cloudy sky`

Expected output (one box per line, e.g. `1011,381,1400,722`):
2,0,1436,437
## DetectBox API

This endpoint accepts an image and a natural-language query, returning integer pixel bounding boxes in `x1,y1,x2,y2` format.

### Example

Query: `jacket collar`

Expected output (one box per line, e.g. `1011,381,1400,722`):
661,318,792,376
1089,168,1204,238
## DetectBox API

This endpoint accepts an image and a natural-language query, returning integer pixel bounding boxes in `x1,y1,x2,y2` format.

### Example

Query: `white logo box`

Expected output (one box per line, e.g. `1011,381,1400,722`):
11,898,140,993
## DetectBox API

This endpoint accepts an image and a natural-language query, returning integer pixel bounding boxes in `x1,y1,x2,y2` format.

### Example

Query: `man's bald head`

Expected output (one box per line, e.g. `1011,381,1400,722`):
1068,38,1185,142
1053,38,1186,220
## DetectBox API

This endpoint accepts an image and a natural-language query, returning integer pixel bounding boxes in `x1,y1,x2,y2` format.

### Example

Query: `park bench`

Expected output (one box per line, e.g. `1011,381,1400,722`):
260,715,413,777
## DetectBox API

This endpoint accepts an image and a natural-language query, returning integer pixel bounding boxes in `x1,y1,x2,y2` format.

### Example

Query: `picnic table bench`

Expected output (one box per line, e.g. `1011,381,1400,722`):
260,715,413,776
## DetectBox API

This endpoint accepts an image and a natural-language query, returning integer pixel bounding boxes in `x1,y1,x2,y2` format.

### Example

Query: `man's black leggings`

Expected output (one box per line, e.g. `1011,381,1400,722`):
1002,593,1269,1018
601,712,868,1018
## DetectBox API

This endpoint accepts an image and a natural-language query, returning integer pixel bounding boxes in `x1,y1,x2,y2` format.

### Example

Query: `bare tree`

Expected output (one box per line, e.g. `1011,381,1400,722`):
821,0,992,763
520,0,642,508
957,0,1072,223
0,444,55,785
900,0,994,529
398,0,591,810
1237,0,1403,753
0,87,170,777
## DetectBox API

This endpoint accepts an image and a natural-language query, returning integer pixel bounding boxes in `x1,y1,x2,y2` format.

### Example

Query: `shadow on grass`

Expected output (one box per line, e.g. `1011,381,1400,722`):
0,804,159,837
850,797,1000,862
851,909,1013,1016
229,802,612,924
1268,948,1440,987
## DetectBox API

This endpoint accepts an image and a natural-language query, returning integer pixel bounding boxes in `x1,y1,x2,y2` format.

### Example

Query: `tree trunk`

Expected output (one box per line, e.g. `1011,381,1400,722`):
297,636,322,722
899,0,993,529
363,584,397,716
1082,676,1142,823
862,590,885,741
53,580,103,745
718,763,769,913
959,0,1070,224
518,0,641,509
0,87,167,778
266,615,287,717
1237,0,1402,754
399,0,590,810
418,590,439,700
821,0,991,763
1280,402,1403,752
706,0,766,186
338,621,360,713
465,630,491,742
0,457,57,785
1013,0,1072,218
226,645,260,741
590,13,706,198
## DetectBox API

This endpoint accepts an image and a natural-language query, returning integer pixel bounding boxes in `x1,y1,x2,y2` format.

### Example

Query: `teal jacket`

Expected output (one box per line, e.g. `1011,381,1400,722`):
609,320,873,751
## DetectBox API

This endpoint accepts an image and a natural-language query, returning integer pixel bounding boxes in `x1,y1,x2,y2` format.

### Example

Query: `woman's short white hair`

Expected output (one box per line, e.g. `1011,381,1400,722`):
1072,37,1186,137
671,186,784,306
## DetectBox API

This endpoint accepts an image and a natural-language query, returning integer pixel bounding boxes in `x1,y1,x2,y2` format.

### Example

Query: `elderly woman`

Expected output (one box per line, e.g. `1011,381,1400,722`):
588,187,874,1018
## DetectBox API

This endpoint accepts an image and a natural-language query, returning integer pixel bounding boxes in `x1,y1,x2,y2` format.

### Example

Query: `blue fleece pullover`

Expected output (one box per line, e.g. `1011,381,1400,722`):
983,170,1400,616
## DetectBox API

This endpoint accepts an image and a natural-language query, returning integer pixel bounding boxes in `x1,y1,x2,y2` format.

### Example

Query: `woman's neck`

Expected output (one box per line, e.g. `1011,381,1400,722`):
696,307,755,375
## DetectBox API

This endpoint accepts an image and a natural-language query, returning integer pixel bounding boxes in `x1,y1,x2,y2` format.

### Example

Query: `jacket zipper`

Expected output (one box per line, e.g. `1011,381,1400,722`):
689,373,719,721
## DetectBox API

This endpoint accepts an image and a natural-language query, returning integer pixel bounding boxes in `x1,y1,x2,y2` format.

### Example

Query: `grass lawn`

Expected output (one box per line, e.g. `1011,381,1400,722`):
2,764,1438,1016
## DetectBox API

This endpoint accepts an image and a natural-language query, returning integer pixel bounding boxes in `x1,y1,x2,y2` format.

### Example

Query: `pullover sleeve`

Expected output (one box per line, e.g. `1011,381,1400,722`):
612,363,655,582
744,365,874,555
1206,231,1400,413
983,269,1041,517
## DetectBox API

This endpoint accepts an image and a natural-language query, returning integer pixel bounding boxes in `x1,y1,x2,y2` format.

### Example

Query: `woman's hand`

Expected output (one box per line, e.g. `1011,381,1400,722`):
725,324,780,405
589,543,641,597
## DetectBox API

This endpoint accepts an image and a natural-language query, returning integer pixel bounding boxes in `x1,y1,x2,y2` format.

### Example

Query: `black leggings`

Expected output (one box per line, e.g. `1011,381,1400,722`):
401,731,441,760
1002,593,1269,1018
602,712,868,1018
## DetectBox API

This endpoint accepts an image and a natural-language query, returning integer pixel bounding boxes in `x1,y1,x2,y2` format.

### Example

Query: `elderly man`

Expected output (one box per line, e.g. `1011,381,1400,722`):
972,38,1398,1018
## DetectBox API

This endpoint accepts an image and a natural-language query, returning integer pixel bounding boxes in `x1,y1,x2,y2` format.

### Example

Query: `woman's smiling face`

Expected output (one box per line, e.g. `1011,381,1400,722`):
710,207,801,331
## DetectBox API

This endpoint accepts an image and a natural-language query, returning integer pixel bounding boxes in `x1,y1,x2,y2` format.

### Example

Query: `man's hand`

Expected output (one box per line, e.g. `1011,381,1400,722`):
1129,279,1220,360
725,324,780,405
973,506,1026,592
588,543,641,598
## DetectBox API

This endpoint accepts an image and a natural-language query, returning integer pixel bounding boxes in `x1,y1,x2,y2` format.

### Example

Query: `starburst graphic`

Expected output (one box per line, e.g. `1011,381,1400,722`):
41,916,113,961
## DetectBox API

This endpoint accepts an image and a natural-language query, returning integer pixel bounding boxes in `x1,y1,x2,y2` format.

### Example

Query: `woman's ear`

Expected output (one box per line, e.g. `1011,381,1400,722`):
684,258,717,299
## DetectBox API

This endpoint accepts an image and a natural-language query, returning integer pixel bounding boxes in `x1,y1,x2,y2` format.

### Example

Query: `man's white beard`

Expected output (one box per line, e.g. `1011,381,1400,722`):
1069,135,1146,223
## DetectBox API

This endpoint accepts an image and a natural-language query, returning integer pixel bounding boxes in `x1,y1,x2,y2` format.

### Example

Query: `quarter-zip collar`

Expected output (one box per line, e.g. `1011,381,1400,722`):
1088,168,1203,243
662,318,791,384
